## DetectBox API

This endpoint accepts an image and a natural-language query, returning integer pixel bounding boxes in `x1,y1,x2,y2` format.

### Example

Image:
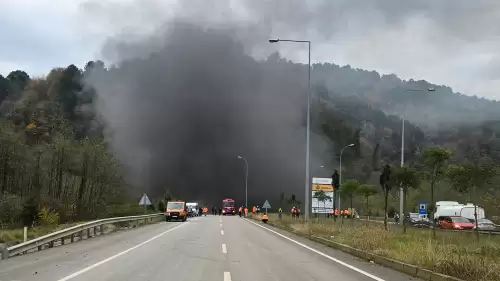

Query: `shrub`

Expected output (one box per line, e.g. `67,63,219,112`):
38,206,60,226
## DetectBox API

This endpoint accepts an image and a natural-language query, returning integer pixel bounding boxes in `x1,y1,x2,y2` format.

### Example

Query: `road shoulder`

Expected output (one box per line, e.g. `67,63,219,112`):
245,218,424,281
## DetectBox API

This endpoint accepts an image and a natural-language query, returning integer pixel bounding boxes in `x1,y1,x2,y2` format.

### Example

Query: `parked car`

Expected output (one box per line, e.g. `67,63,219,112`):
470,218,498,231
405,214,433,228
438,216,475,230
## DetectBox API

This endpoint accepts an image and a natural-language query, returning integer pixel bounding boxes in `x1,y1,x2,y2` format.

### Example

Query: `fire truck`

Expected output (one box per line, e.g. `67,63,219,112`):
222,198,236,215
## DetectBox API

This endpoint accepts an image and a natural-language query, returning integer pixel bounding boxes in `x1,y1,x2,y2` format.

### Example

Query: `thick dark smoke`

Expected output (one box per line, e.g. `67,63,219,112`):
87,22,326,206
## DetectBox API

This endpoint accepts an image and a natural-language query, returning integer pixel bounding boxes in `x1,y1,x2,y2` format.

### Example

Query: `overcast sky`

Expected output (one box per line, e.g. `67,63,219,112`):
1,0,499,100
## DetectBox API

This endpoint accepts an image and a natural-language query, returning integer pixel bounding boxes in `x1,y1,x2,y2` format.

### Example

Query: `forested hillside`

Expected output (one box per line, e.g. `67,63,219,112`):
0,62,144,228
1,51,500,228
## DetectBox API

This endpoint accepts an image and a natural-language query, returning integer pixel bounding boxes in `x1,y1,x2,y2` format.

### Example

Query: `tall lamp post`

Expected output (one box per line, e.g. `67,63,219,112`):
338,144,355,211
269,38,312,224
399,87,435,220
237,156,248,208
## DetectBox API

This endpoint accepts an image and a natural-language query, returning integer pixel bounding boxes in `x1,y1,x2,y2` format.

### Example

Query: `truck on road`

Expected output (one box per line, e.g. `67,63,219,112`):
186,202,199,217
166,200,188,222
222,198,236,215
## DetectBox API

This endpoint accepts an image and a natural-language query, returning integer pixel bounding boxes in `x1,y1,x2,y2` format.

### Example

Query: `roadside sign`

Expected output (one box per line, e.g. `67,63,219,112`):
262,200,271,209
418,202,427,215
312,177,334,214
262,200,271,214
139,193,152,206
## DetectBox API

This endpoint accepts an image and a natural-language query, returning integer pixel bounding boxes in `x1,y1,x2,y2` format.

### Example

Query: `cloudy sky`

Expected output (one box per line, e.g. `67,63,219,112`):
1,0,500,99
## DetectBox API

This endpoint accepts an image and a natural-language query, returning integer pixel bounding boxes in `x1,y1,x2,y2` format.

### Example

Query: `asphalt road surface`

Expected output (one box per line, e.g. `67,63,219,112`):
0,215,423,281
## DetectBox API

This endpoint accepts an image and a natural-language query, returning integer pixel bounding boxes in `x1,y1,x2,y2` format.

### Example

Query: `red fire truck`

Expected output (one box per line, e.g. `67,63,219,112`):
222,198,236,215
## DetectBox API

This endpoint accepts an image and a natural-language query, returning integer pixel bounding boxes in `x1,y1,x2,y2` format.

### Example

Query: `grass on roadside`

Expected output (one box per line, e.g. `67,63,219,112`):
254,213,500,281
0,222,84,244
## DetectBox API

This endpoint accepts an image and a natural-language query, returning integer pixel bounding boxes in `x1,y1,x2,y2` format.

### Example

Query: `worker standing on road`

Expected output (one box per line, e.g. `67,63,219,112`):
244,207,248,217
252,206,256,214
238,206,243,217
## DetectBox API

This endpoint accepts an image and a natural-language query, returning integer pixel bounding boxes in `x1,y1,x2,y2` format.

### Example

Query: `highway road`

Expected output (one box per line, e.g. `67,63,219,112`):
0,215,423,281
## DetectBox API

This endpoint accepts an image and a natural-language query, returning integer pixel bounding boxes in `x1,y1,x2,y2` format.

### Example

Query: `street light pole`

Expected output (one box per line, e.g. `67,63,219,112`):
338,144,355,212
399,87,435,220
269,38,311,224
237,156,248,208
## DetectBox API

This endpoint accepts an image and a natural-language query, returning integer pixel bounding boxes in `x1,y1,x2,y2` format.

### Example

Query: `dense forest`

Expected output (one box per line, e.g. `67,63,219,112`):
1,48,500,227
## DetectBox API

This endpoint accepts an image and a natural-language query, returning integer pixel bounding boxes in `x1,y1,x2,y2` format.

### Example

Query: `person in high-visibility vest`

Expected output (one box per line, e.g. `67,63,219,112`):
244,207,248,217
261,213,269,223
238,207,243,217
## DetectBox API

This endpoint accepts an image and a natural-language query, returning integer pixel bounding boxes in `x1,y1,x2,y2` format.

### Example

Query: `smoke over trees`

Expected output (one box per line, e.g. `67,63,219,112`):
86,23,315,205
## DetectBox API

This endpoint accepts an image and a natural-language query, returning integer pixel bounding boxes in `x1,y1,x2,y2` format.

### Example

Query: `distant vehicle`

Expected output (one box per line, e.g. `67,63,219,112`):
222,198,236,215
470,218,498,231
186,202,199,217
434,201,485,222
438,216,475,230
166,200,188,222
405,213,433,228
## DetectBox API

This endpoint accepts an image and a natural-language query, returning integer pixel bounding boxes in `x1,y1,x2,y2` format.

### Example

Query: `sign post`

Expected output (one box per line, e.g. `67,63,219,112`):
311,177,334,215
418,201,428,218
262,200,271,214
139,193,152,214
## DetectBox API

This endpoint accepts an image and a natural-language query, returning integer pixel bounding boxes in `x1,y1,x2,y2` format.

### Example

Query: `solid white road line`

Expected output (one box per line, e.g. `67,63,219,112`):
246,219,386,281
224,271,231,281
220,223,222,227
221,230,224,235
221,243,227,254
57,223,188,281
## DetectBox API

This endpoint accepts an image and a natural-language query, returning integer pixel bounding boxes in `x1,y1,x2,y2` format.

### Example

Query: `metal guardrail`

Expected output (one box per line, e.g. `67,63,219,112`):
1,213,165,260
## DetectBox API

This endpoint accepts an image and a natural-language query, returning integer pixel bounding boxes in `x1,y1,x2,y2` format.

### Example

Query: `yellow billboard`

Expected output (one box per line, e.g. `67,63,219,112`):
312,184,334,192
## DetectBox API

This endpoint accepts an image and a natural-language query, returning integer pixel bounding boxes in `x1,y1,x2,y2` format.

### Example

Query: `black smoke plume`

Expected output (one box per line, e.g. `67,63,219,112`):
87,22,326,206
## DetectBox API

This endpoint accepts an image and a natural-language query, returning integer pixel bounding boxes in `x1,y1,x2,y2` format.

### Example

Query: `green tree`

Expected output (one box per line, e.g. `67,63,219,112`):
356,184,378,224
157,200,166,212
394,165,420,233
379,164,392,230
423,147,451,237
446,161,495,241
340,179,361,223
279,191,285,208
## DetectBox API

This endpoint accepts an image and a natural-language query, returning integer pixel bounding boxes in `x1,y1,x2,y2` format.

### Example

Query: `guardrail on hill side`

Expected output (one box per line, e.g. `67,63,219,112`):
1,213,165,260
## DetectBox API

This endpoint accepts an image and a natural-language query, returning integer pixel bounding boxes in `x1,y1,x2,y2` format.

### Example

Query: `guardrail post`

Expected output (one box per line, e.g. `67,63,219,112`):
48,241,54,248
80,230,85,240
71,234,75,243
87,229,91,238
100,225,104,234
38,245,42,251
1,245,8,260
94,226,98,235
61,237,65,245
